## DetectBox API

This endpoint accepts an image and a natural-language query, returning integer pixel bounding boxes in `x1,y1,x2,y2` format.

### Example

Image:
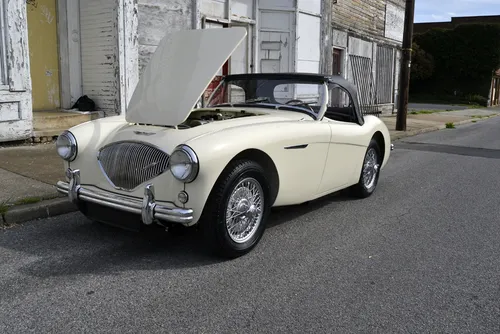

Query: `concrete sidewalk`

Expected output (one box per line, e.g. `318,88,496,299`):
1,106,499,226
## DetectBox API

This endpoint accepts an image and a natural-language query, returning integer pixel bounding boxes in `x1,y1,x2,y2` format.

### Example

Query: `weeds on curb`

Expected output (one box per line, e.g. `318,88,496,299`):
445,122,455,129
0,203,8,215
0,197,42,216
14,197,42,205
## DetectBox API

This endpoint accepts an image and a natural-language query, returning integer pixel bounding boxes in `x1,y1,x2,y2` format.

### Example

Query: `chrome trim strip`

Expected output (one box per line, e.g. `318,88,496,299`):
284,144,308,150
56,171,193,224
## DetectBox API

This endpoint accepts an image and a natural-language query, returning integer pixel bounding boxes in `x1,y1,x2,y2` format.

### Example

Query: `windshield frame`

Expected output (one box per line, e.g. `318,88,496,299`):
205,76,330,120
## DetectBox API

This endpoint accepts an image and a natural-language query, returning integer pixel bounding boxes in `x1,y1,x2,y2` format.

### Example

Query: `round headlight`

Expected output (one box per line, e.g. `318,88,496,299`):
56,131,77,161
169,145,199,183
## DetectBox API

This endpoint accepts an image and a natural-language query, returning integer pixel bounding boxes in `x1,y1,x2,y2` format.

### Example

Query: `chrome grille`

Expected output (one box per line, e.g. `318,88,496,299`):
97,141,170,191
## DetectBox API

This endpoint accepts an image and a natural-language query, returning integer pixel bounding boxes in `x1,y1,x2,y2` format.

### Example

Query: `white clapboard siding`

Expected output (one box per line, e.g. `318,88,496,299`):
79,0,119,115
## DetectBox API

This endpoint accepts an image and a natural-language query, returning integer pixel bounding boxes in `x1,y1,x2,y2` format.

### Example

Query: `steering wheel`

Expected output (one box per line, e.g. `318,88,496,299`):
285,99,314,112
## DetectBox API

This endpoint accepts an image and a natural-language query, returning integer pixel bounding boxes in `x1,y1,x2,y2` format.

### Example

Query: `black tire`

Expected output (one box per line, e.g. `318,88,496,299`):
349,138,382,198
200,159,271,259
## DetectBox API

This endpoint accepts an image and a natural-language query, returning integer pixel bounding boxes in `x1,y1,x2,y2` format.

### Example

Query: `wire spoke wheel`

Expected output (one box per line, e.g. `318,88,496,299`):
225,177,264,244
362,148,380,189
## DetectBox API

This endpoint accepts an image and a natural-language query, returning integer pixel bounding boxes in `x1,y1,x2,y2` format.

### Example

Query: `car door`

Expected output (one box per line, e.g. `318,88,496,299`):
315,88,370,195
271,119,332,206
316,120,369,195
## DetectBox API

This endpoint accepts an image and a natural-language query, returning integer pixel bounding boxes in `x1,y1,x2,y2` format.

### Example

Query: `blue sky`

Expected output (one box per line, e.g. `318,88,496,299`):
415,0,500,23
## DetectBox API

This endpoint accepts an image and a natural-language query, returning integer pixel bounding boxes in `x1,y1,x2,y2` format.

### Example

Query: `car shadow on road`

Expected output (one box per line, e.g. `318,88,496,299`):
267,190,355,229
0,191,355,279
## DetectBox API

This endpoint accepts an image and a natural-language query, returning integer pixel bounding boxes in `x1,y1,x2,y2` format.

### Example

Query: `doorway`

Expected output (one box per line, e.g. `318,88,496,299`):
332,48,343,76
26,0,61,111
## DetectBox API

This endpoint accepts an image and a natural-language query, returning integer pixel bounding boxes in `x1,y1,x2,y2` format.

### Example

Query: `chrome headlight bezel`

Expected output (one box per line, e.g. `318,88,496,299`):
169,145,199,183
56,130,78,162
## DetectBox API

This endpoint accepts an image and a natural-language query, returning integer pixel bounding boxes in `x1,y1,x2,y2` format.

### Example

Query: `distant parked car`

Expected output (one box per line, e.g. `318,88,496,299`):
55,27,393,258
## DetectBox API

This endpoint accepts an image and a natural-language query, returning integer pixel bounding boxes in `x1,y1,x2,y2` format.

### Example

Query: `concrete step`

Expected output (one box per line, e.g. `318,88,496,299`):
33,110,97,132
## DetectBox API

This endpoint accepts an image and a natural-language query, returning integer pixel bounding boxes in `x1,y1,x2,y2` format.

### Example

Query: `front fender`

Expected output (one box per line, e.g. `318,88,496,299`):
184,120,332,222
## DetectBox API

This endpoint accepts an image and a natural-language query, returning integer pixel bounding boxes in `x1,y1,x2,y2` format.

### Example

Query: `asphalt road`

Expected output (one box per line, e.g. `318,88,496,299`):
2,117,500,333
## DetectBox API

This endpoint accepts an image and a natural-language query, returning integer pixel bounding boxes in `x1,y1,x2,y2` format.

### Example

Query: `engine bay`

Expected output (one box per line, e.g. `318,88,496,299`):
179,109,260,129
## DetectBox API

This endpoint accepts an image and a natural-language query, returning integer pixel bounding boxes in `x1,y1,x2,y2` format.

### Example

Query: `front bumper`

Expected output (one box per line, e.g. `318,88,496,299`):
56,169,193,225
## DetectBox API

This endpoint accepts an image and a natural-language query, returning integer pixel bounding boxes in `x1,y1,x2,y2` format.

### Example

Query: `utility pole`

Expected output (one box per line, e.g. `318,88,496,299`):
396,0,416,131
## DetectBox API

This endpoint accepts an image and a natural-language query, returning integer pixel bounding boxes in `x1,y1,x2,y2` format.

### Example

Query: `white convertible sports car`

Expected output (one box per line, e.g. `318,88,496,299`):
55,27,393,258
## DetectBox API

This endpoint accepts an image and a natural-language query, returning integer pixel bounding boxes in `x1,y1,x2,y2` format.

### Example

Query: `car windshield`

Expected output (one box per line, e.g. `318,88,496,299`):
206,77,329,116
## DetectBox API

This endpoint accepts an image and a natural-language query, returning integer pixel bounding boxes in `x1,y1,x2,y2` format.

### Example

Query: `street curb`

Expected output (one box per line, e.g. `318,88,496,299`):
389,114,499,141
1,197,77,227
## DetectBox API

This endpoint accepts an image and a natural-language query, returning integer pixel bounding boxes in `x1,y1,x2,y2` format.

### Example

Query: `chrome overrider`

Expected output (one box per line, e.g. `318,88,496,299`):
56,169,193,225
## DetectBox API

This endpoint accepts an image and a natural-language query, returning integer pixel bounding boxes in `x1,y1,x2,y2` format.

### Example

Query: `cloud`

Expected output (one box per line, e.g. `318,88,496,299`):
415,0,500,23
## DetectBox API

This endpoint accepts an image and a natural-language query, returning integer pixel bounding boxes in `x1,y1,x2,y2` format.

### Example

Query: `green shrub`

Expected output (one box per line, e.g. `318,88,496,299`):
465,94,488,107
411,23,500,100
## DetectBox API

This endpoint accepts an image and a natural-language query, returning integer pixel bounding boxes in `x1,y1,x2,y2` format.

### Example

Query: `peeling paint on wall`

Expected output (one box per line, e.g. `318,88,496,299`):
1,0,33,142
138,0,193,75
40,5,54,24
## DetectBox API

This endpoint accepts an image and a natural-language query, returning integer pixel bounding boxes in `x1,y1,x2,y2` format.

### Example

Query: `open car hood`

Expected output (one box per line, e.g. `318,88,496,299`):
126,27,247,126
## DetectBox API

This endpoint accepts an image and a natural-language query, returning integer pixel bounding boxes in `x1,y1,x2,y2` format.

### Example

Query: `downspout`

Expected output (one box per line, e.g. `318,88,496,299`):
193,0,201,29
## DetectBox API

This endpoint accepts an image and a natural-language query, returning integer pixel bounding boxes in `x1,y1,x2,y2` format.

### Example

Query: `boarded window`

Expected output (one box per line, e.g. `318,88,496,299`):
375,46,395,104
0,0,7,85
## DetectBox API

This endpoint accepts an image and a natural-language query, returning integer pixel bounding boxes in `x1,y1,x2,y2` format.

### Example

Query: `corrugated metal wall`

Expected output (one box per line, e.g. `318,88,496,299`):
79,0,119,115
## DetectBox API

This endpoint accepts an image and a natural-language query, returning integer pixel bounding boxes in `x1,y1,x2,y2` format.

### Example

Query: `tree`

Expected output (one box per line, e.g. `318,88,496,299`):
410,42,434,81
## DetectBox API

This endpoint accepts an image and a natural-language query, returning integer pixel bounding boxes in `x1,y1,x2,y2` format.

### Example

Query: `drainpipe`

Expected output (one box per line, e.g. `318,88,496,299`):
193,0,201,29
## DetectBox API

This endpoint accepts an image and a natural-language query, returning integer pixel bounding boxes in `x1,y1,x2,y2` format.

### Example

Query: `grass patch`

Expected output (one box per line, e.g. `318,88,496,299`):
410,109,442,115
0,203,8,215
13,197,42,206
409,94,488,108
445,122,455,129
464,104,485,109
472,120,477,123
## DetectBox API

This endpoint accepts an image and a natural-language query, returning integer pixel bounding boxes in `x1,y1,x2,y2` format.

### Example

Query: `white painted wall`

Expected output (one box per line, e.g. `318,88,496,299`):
0,0,6,86
79,0,120,115
138,0,193,75
231,0,254,20
202,0,226,18
0,0,33,142
258,10,294,74
298,0,321,14
230,23,253,74
58,0,83,109
258,0,294,10
385,3,405,42
297,13,320,74
348,36,373,58
296,13,321,98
